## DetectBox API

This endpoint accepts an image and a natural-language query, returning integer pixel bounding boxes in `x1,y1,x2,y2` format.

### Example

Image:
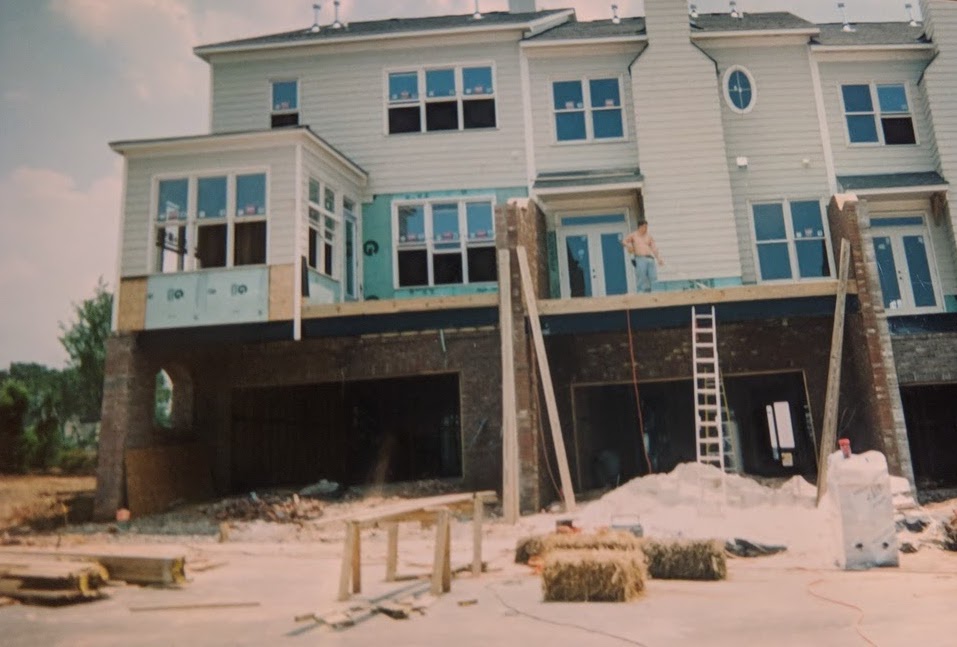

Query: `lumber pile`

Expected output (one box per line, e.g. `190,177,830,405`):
0,551,188,605
542,550,646,602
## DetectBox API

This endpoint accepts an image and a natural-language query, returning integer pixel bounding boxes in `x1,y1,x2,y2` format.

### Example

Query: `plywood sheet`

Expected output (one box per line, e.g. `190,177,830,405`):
116,278,147,332
269,264,295,321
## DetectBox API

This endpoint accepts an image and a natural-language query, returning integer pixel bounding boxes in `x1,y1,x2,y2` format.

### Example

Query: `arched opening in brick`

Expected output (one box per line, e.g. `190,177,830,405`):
154,365,194,435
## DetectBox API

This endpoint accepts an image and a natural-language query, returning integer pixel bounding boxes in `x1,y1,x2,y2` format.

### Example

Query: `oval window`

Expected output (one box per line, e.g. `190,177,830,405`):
724,66,755,113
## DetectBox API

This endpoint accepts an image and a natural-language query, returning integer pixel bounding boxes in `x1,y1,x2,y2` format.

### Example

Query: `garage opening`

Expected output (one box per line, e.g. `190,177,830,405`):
571,371,815,492
901,383,957,490
230,374,462,492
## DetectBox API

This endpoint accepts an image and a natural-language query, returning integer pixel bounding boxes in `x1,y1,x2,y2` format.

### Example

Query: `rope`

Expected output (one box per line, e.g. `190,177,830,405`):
806,578,879,646
626,309,653,475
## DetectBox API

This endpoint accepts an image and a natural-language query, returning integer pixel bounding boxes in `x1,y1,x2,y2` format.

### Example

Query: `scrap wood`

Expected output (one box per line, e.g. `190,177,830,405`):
129,601,260,613
187,559,228,573
0,595,18,607
0,551,186,586
375,600,411,619
0,558,108,605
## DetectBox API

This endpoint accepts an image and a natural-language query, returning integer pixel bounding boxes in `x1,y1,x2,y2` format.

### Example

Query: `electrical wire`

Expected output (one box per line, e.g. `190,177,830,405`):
487,583,653,647
626,309,654,475
806,578,879,647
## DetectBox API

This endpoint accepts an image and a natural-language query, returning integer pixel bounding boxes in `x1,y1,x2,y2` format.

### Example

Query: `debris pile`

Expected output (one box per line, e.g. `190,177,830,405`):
945,511,957,551
206,493,323,523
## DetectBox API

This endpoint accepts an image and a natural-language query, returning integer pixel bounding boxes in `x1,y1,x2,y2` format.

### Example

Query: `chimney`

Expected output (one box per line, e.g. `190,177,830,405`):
508,0,537,13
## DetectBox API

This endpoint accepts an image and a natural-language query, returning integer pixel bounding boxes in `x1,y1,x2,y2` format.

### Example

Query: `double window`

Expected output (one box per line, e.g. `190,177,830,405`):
552,77,624,142
387,65,496,134
394,199,496,287
271,80,299,128
841,83,916,145
307,178,339,278
154,172,268,273
751,200,831,282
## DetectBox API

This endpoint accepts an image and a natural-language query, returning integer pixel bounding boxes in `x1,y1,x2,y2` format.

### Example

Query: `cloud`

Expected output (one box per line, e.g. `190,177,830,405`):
0,164,121,367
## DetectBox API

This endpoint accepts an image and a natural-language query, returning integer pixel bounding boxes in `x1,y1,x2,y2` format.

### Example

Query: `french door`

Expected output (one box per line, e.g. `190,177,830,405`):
871,216,941,314
558,220,631,298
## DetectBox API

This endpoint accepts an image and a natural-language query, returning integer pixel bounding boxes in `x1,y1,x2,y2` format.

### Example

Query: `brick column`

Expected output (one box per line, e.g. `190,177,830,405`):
93,334,158,520
827,196,916,485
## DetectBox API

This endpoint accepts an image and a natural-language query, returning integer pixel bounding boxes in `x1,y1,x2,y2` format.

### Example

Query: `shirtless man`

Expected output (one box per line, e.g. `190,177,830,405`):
621,221,664,292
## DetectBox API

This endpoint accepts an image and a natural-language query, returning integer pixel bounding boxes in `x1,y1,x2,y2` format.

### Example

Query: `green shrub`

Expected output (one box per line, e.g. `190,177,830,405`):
57,447,98,475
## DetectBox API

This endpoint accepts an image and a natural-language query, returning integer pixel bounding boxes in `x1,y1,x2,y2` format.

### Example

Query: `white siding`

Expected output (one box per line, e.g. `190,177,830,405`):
707,45,831,283
818,59,938,176
922,0,957,268
120,145,297,276
526,46,642,174
209,37,527,195
631,0,741,282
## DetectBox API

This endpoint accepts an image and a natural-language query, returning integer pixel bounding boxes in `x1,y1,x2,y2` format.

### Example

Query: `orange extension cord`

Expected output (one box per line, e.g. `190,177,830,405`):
626,309,654,476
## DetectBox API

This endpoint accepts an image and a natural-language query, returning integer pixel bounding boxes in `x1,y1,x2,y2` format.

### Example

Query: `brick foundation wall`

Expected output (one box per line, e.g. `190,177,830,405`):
892,333,957,384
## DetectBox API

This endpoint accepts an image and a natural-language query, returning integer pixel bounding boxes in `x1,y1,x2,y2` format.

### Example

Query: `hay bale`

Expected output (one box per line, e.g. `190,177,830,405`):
515,535,546,564
639,539,727,581
542,550,646,602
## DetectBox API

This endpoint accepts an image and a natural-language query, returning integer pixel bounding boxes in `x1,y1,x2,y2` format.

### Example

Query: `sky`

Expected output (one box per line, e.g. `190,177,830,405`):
0,0,925,368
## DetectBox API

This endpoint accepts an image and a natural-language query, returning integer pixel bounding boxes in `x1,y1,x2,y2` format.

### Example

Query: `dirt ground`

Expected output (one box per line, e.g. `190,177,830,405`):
0,475,95,532
2,472,957,646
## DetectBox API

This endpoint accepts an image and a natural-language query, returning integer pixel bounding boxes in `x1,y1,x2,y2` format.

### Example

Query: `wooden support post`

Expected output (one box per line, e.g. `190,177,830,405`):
515,247,577,512
337,521,357,601
472,496,484,577
817,238,851,504
431,510,451,595
498,249,520,524
385,523,398,582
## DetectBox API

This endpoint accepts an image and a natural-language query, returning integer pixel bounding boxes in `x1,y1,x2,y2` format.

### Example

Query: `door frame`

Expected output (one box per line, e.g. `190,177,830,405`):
870,213,944,315
556,212,633,298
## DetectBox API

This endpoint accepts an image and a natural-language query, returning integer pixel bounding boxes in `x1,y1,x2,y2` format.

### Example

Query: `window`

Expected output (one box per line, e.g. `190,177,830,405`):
387,65,496,134
552,77,624,142
394,199,496,288
271,80,299,128
841,83,916,145
751,200,831,282
723,66,755,113
307,178,338,278
152,172,268,273
343,198,358,299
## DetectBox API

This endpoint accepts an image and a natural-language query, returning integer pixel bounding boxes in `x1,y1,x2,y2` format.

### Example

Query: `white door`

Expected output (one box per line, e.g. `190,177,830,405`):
871,216,942,314
558,219,631,298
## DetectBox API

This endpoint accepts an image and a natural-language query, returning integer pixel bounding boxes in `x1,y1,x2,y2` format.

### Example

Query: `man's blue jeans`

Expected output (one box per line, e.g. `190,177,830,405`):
632,256,657,292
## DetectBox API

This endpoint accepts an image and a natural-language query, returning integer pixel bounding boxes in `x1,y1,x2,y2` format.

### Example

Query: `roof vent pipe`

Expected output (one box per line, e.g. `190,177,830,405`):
838,2,855,32
310,3,321,32
507,0,537,13
473,0,483,20
612,4,621,24
730,1,740,19
690,4,698,19
905,3,918,26
331,0,343,28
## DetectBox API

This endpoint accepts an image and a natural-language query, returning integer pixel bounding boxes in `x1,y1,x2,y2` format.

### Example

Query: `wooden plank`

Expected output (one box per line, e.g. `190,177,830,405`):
471,497,483,577
515,247,576,512
386,524,398,582
268,264,295,322
431,510,450,596
536,279,857,316
116,277,148,332
302,293,498,319
351,522,362,595
817,239,852,504
0,551,185,586
344,491,496,526
498,249,520,524
129,602,259,612
338,521,355,601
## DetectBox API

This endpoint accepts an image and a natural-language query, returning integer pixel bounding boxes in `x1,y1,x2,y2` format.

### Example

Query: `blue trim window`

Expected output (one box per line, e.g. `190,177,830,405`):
752,200,831,282
841,83,915,145
724,66,755,113
270,80,299,128
552,77,623,142
308,177,338,278
388,65,496,134
395,199,496,287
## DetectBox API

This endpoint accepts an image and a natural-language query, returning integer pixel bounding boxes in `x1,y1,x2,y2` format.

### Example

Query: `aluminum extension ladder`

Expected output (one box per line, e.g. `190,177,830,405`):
691,305,739,473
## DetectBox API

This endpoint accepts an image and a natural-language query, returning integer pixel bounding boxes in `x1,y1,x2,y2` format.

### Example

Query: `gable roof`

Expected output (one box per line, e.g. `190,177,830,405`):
195,9,572,58
812,22,930,47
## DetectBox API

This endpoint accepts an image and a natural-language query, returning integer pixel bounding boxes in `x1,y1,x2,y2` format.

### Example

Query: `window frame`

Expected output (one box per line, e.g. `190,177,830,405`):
749,198,835,284
149,168,270,275
269,79,300,128
722,65,757,114
550,75,627,144
391,196,497,289
869,212,944,315
383,62,498,135
306,177,342,279
839,81,918,147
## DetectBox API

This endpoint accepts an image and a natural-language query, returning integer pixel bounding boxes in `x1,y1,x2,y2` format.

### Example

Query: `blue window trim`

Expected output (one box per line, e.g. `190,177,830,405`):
551,76,625,143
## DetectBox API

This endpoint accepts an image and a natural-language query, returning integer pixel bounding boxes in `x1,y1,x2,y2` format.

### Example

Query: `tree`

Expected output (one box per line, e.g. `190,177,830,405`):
0,380,30,472
59,279,113,423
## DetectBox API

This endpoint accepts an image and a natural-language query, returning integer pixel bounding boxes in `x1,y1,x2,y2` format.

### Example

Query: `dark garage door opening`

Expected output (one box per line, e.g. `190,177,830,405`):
571,371,815,492
902,383,957,490
230,374,462,491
